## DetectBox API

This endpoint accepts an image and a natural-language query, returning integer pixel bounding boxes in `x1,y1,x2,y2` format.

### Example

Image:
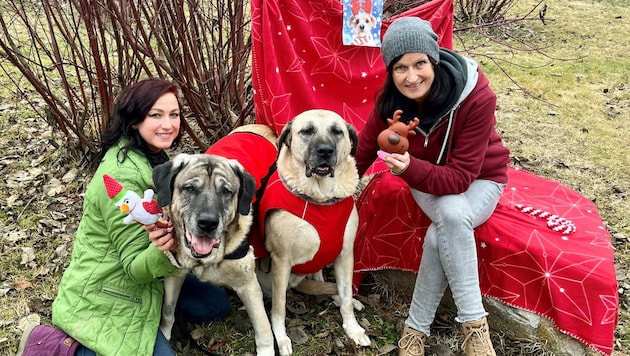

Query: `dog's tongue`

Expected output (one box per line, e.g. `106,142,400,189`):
188,232,220,255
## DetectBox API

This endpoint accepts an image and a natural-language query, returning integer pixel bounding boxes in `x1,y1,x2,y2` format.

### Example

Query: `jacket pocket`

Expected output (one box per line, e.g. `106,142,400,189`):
101,287,142,303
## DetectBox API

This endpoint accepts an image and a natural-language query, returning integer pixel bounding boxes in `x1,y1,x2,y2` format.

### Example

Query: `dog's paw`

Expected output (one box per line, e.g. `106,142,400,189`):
332,295,365,311
351,297,365,311
346,326,371,347
256,346,276,356
277,335,293,356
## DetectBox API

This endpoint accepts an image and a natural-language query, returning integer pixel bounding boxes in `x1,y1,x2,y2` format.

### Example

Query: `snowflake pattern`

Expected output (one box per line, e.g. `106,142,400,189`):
251,0,617,354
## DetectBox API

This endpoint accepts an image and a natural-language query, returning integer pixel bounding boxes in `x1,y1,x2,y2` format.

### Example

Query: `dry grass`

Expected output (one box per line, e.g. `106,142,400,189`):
0,0,628,355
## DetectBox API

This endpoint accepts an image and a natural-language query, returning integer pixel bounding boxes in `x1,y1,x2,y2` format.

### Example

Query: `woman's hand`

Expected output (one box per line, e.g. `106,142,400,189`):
145,224,178,252
382,151,410,175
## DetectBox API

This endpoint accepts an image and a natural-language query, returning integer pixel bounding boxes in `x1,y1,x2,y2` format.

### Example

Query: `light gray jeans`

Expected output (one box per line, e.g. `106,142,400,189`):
406,179,505,335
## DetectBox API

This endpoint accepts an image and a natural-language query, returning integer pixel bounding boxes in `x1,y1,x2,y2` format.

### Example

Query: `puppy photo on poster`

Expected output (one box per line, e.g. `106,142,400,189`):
342,0,383,47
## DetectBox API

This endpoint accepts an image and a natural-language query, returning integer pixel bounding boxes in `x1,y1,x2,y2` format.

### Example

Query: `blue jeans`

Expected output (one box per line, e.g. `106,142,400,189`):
175,273,231,323
405,179,505,336
75,274,230,355
75,330,174,356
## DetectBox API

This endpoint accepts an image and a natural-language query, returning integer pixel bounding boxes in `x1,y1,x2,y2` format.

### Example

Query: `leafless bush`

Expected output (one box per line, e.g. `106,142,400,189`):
0,0,251,163
455,0,518,24
383,0,433,17
383,0,518,24
0,0,555,165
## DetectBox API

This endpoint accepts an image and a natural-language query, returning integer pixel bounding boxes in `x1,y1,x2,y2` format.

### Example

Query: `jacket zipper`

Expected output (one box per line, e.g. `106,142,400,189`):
417,118,448,148
102,287,142,303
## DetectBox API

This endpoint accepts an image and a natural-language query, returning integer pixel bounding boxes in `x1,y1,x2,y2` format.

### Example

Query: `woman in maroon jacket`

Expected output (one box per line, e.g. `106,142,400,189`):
354,17,510,356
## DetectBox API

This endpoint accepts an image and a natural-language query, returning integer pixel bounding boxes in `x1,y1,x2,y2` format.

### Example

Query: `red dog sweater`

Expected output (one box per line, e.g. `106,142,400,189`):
204,131,277,195
252,171,354,275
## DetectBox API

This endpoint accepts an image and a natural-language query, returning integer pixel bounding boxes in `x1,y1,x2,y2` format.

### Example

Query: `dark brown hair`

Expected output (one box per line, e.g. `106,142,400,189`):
375,56,452,127
96,78,184,167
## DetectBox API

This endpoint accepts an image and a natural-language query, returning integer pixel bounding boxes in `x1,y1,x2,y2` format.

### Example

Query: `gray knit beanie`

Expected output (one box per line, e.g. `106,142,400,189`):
381,17,440,68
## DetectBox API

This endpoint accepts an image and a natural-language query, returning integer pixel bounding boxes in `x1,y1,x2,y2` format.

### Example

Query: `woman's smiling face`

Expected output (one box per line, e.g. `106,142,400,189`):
135,92,181,152
391,52,435,103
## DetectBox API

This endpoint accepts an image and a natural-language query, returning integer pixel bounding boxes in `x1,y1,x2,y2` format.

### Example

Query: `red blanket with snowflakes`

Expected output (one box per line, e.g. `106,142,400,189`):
250,0,618,354
353,163,618,355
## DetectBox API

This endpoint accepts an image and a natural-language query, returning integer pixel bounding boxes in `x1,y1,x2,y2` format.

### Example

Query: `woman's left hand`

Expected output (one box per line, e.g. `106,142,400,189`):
145,224,178,252
382,151,410,175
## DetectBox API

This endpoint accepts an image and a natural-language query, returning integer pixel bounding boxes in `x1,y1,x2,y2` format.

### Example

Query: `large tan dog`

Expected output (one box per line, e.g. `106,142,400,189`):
253,110,371,355
152,127,276,355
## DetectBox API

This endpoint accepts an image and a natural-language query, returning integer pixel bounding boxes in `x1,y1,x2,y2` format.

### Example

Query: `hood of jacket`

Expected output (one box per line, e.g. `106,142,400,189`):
417,49,480,164
421,48,479,128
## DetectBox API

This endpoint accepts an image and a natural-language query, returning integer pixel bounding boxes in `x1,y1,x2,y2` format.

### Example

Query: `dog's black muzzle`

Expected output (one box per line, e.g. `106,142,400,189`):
306,142,336,177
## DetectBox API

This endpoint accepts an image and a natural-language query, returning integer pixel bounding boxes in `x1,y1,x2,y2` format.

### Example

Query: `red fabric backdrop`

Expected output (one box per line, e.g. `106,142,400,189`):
250,0,617,354
251,0,453,134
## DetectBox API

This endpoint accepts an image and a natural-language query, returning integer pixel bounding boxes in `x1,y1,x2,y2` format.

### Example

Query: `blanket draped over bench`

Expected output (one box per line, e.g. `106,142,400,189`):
353,162,618,355
250,0,618,354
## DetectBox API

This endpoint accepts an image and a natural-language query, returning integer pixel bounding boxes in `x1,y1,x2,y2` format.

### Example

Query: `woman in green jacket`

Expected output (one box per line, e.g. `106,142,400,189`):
18,78,230,356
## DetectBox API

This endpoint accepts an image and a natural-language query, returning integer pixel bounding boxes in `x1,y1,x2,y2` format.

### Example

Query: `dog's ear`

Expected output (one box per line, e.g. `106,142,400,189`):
277,121,293,152
346,122,358,156
232,162,256,216
152,158,186,207
348,15,356,26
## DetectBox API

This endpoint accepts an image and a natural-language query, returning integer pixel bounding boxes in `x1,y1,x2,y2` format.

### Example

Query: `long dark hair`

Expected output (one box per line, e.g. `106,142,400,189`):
95,78,184,167
376,56,453,126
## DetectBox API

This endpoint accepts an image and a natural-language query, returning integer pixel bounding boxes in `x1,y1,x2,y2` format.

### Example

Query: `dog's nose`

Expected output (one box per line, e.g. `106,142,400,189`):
316,143,334,159
198,212,219,232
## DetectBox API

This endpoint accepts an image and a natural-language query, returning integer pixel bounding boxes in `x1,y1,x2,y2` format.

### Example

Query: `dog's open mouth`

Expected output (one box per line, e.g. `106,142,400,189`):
184,226,220,258
306,164,335,178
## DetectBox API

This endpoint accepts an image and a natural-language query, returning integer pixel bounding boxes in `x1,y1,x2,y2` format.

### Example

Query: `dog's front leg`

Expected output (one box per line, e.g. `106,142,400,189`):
333,251,371,347
270,256,293,356
334,210,371,347
160,272,187,340
234,281,274,355
231,250,275,356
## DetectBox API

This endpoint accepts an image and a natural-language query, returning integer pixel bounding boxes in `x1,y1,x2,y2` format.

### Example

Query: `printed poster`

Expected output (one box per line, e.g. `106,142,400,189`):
342,0,383,47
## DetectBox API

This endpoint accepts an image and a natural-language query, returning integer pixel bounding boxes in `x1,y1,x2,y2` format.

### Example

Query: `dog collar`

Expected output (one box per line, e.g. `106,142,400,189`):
278,173,347,206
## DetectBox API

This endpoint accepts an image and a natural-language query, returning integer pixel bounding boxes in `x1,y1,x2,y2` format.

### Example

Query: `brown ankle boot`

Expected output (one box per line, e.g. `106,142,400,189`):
460,317,496,356
398,325,426,356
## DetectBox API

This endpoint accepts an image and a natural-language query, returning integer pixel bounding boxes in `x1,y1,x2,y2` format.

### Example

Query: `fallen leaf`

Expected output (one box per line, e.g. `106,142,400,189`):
190,327,205,340
288,325,309,345
5,230,27,243
6,195,20,207
377,344,397,355
0,286,11,297
13,280,32,290
209,340,227,351
287,301,309,315
62,168,78,183
314,330,330,338
20,247,36,265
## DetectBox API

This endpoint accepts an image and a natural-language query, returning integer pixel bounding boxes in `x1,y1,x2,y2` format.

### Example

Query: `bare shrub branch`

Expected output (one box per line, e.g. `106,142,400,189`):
0,0,251,164
0,0,579,164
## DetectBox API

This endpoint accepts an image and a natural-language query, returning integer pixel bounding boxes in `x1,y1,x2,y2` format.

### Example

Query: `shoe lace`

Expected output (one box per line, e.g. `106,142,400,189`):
398,329,424,356
462,324,491,354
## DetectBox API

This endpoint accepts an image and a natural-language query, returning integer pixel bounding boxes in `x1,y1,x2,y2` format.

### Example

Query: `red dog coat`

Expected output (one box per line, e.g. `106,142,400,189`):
251,171,354,275
204,131,277,196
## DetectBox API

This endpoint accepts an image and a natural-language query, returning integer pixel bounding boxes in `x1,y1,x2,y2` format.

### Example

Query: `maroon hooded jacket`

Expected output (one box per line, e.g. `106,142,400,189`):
355,52,510,196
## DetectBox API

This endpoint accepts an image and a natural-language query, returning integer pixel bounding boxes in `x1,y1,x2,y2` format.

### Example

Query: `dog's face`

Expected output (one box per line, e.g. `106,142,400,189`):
152,154,255,264
277,109,357,179
349,13,376,38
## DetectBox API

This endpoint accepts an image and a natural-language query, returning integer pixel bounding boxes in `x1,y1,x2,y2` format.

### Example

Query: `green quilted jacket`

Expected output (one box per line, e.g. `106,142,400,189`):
52,140,179,355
